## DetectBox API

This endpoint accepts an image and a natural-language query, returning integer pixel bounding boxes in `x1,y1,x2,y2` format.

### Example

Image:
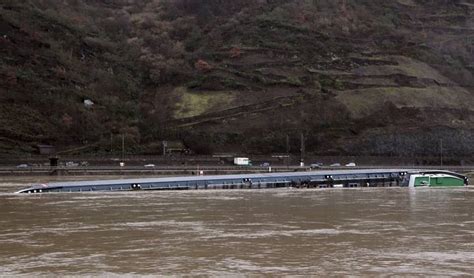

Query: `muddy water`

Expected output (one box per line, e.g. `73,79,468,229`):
0,178,473,276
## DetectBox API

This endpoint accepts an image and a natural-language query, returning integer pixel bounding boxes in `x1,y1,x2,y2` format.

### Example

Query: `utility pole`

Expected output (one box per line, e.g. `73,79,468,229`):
286,134,290,167
162,140,167,156
121,134,125,163
440,139,443,167
300,132,305,167
110,133,113,153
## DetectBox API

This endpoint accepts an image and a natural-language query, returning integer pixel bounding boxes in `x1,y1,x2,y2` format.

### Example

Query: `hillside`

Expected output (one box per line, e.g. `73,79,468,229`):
1,0,473,157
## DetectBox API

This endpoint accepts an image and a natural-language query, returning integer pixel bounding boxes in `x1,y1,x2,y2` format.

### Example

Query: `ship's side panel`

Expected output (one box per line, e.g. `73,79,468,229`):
430,176,464,187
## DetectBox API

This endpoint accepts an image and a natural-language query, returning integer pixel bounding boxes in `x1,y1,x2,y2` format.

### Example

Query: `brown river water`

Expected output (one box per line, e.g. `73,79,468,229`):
0,176,473,276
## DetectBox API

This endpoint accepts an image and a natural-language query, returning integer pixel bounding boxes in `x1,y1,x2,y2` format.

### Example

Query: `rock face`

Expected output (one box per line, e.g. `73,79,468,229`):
1,0,473,156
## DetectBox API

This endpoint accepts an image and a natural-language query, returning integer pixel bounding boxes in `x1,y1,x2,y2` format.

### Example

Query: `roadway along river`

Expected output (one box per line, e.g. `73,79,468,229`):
0,177,473,275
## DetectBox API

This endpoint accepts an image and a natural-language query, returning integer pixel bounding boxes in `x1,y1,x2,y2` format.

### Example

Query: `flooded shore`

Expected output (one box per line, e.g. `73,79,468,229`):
0,177,473,275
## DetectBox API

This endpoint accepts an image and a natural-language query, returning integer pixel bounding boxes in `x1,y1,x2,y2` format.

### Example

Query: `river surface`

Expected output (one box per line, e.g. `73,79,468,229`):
0,177,473,276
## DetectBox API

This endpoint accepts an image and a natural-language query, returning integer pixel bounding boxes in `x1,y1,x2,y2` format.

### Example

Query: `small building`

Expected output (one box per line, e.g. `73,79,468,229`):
36,144,56,155
84,99,94,109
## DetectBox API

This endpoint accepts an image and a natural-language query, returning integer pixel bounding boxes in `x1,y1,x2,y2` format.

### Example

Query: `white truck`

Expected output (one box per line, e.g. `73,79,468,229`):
234,157,251,166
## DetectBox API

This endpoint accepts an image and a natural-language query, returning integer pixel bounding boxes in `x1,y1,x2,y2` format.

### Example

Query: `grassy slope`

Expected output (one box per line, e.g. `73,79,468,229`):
1,0,473,156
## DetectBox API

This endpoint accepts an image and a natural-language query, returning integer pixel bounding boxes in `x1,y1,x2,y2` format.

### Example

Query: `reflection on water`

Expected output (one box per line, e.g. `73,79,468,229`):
0,178,473,275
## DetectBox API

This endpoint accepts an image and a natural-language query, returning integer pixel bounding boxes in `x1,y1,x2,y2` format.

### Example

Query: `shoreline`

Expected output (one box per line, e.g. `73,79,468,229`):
1,165,473,177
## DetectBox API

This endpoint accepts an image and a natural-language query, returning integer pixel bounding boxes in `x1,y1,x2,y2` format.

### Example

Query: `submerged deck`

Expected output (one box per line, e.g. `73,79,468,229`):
15,169,469,193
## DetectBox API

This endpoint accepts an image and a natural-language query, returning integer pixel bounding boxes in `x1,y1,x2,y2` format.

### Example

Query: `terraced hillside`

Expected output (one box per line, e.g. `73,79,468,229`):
1,0,473,156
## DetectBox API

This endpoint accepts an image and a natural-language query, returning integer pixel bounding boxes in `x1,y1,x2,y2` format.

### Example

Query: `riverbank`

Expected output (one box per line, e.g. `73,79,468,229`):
1,165,473,179
2,154,473,168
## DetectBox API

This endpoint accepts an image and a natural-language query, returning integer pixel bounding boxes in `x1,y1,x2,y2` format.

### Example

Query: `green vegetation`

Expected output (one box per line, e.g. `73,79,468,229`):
283,76,304,87
173,87,236,119
319,76,345,91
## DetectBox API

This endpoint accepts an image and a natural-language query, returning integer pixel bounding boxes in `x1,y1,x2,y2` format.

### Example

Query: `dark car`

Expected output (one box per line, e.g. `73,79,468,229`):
310,163,323,169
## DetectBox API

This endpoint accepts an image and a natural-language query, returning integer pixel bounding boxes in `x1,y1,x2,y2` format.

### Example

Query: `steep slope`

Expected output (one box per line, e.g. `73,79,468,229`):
149,0,474,155
1,0,473,156
1,0,143,154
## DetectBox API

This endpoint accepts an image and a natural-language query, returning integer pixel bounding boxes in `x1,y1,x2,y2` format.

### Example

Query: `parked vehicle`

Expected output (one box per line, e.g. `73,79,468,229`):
65,161,79,167
234,157,251,166
345,162,356,167
310,163,323,169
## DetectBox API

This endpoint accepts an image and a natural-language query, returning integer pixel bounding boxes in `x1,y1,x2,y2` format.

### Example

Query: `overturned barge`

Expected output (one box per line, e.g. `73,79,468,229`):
16,169,468,194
